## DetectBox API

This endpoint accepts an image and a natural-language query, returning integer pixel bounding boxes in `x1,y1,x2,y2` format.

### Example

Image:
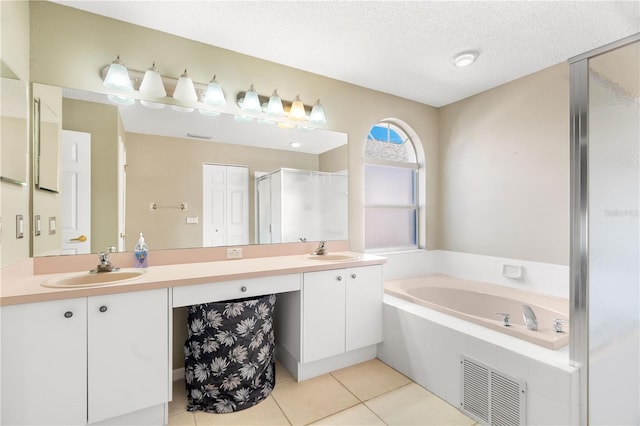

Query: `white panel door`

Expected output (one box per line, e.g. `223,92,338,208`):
1,298,87,425
60,129,91,255
226,165,249,245
302,269,346,363
203,164,249,247
203,164,227,247
87,289,169,424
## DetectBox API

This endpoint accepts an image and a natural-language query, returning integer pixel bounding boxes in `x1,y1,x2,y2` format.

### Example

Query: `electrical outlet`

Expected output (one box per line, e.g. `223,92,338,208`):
227,248,243,259
186,216,199,224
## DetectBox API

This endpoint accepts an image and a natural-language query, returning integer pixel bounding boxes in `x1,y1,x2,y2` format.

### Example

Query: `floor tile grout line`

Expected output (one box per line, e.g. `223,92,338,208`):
269,392,295,426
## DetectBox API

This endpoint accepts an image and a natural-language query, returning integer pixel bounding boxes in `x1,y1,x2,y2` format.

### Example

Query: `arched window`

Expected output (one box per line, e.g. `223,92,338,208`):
364,121,420,252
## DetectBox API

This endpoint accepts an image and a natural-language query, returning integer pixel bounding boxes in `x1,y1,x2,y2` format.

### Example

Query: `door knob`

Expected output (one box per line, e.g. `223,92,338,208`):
70,235,87,242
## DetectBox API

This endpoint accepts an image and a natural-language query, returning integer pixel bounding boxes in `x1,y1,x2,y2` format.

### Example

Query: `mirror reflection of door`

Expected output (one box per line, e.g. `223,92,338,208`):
118,137,127,251
202,164,249,247
60,130,91,254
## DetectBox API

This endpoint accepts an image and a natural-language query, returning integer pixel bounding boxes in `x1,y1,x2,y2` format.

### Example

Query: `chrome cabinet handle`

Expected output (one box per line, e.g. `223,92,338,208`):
351,274,357,279
64,311,73,318
337,276,343,281
99,305,108,313
241,286,247,292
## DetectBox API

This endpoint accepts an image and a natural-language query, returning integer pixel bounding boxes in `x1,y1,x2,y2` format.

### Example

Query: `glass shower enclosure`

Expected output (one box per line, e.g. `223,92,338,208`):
256,168,348,244
570,34,639,425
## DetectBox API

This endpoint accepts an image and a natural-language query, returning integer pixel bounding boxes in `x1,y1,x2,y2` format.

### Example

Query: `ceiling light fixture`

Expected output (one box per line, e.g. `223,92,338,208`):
173,69,198,103
240,84,262,114
453,50,479,67
289,95,306,120
139,62,166,98
266,90,285,116
309,99,326,125
102,55,133,91
203,75,226,106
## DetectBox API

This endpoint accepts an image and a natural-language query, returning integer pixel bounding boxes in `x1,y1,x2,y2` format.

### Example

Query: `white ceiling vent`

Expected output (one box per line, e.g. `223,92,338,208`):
460,355,526,426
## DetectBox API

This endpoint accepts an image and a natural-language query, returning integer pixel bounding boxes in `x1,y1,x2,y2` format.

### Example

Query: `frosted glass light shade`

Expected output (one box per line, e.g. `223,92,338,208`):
241,85,262,113
103,55,133,91
139,63,166,97
140,100,165,109
173,69,198,103
289,95,307,120
107,94,135,105
309,100,326,125
267,90,285,116
203,75,226,106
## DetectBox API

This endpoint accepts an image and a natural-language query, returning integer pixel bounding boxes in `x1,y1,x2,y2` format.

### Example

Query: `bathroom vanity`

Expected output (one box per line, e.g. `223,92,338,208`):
0,251,385,425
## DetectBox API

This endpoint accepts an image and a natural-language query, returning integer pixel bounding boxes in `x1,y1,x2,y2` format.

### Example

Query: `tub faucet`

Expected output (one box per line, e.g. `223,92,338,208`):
92,250,119,273
495,312,512,327
312,241,327,256
522,304,538,331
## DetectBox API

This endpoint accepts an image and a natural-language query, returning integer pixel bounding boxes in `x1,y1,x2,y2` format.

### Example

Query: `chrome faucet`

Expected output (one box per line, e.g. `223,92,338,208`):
522,304,538,331
92,249,119,273
312,241,327,256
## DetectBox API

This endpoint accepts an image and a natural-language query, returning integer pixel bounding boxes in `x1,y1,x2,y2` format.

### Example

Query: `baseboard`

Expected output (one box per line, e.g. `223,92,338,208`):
172,367,185,382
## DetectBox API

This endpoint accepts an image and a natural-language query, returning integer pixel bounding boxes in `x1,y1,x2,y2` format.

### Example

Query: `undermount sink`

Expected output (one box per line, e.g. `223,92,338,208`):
304,254,359,262
42,269,148,288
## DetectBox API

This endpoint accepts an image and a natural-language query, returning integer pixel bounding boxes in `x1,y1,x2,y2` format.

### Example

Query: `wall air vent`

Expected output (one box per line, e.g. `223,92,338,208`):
460,355,526,426
186,133,212,140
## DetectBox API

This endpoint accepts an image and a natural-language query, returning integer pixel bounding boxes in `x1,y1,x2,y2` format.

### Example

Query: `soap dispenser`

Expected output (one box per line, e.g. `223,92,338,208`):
134,232,148,268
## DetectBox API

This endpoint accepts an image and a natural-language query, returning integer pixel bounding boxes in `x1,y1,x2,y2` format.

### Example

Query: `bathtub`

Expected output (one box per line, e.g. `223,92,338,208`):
384,274,569,349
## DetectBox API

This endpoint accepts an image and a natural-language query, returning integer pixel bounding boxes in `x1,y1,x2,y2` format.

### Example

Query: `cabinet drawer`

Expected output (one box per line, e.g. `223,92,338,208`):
172,273,301,307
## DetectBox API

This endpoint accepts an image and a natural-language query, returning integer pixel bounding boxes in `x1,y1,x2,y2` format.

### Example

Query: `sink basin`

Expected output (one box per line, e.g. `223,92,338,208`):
304,254,359,262
42,269,147,288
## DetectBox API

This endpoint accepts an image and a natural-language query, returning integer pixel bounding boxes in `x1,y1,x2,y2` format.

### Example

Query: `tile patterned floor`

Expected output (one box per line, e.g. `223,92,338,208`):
169,358,478,425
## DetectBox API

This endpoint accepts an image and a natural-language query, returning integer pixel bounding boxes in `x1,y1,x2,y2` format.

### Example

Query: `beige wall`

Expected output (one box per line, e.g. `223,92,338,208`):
62,98,120,253
438,63,570,264
29,1,440,253
125,133,323,250
0,0,30,267
24,1,573,265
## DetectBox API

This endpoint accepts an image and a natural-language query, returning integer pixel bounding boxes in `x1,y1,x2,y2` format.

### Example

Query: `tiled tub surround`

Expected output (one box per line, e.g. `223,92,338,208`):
385,274,569,349
378,294,579,425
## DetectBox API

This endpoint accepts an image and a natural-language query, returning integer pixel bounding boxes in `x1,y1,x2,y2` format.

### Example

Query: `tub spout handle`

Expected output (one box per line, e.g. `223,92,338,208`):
553,318,569,333
495,312,511,327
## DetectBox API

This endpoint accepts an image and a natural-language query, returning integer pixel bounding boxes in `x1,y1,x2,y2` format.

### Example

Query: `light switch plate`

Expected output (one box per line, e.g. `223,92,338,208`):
16,215,24,239
35,215,41,236
49,216,56,235
186,216,199,224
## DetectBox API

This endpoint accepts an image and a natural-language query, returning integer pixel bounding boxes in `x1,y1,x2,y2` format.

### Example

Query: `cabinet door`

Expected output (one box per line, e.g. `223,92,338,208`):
346,265,383,352
1,298,87,425
302,269,346,363
87,289,169,423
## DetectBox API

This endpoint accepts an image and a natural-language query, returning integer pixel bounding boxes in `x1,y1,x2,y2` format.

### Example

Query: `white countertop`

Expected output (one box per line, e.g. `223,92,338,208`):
1,252,385,306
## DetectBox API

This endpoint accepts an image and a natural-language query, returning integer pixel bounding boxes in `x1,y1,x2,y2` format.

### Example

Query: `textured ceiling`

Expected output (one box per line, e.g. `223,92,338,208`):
52,1,639,107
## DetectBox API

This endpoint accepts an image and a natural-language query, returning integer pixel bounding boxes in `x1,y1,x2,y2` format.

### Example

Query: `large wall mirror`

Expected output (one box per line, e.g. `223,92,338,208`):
31,87,348,257
0,62,29,187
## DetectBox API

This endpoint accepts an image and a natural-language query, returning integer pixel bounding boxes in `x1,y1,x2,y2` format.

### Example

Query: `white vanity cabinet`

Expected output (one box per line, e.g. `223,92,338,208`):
1,297,87,425
1,288,169,425
302,264,383,363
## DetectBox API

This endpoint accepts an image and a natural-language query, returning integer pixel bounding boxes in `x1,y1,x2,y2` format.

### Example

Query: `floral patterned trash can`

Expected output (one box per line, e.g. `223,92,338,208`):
184,294,276,413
